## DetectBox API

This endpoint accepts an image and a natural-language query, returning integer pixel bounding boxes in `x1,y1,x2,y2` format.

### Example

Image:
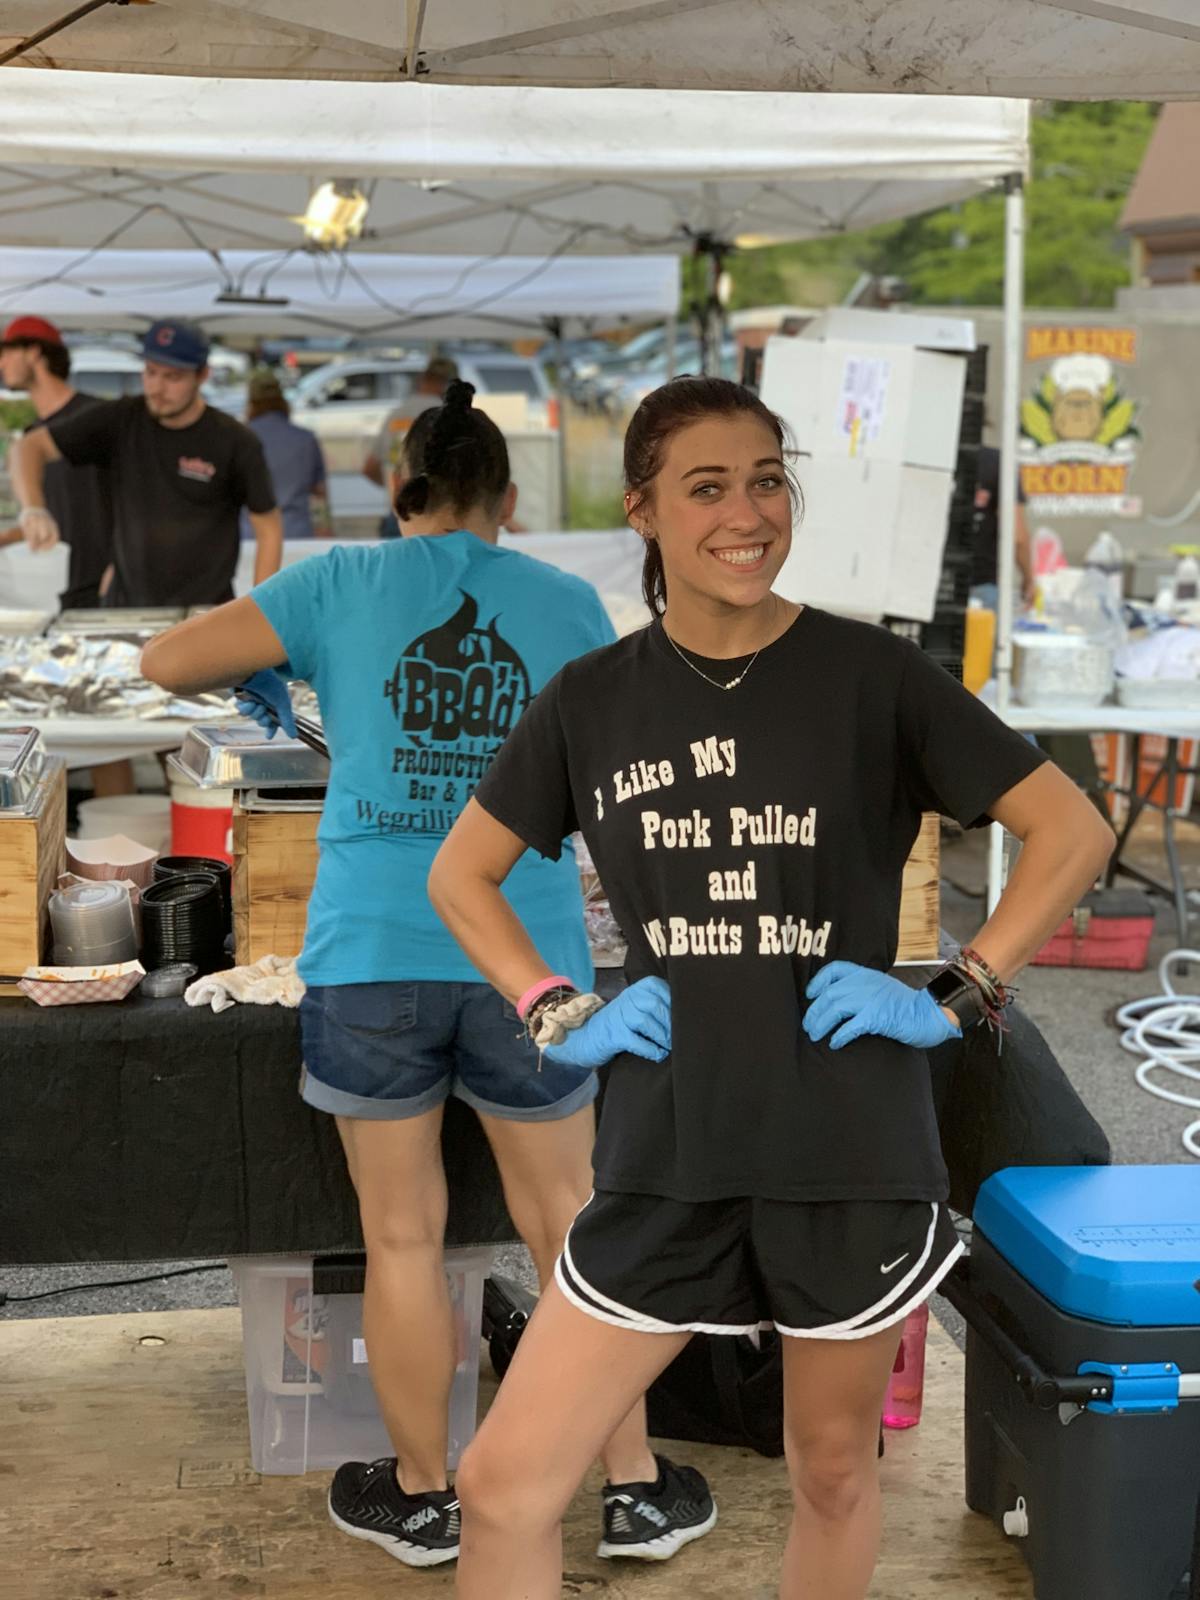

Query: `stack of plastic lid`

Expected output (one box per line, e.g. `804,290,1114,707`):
140,874,226,973
49,882,138,967
154,855,232,932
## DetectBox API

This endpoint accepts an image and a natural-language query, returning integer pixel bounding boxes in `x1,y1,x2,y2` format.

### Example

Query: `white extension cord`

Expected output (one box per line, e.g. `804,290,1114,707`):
1115,950,1200,1160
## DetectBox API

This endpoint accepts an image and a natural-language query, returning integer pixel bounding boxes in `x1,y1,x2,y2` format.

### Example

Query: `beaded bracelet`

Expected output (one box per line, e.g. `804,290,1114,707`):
953,946,1013,1035
524,984,579,1041
516,973,577,1021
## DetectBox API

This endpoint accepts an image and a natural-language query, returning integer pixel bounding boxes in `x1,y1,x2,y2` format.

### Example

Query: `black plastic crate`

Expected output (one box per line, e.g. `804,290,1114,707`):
946,500,976,546
936,550,974,609
959,396,985,447
963,345,988,397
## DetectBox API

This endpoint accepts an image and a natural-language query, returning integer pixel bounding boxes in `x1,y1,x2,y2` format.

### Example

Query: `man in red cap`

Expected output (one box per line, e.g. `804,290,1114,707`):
9,317,282,607
0,316,114,608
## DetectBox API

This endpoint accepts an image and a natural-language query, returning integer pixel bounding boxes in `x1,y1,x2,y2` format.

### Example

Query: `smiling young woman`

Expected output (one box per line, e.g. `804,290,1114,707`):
428,376,1114,1600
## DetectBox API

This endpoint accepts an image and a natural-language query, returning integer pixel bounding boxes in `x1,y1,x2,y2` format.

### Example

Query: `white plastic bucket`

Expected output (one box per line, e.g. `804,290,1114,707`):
75,794,172,855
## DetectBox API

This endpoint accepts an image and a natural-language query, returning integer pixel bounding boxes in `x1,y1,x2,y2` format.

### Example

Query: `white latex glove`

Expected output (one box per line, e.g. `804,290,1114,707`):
19,506,61,551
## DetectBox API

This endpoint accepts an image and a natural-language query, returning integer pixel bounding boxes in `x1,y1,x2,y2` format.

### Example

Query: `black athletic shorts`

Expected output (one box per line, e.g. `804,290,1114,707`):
557,1190,963,1340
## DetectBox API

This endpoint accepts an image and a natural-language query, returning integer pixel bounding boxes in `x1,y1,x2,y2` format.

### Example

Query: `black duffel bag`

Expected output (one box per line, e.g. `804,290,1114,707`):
928,1000,1111,1216
645,1330,786,1457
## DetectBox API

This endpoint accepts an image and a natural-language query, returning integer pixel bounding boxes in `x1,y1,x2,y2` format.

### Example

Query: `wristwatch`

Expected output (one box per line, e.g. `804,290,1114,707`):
925,966,988,1030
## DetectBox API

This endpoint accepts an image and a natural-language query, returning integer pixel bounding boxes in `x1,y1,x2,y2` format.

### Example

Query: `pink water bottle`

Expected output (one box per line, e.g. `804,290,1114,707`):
882,1304,929,1429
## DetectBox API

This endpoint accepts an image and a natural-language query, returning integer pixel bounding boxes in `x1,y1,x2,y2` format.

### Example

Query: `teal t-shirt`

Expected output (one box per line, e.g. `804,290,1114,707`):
251,532,616,987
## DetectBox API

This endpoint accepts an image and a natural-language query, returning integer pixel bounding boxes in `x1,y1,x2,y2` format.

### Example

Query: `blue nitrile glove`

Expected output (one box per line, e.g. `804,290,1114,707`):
543,977,672,1071
234,668,298,740
802,960,960,1051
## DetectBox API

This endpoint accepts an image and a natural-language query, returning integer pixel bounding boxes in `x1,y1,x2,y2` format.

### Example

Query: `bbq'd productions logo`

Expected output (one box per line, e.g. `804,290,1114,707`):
365,591,532,837
1019,327,1143,518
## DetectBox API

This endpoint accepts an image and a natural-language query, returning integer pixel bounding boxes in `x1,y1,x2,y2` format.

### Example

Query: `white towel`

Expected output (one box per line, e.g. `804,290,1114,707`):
184,954,306,1014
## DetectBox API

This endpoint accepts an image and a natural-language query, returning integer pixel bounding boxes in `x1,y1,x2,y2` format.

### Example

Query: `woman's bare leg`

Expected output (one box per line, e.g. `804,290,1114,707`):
778,1322,905,1600
336,1109,454,1492
480,1107,656,1485
455,1278,688,1600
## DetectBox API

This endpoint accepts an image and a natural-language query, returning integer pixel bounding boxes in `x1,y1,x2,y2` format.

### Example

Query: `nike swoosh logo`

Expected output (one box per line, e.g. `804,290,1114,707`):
880,1254,910,1275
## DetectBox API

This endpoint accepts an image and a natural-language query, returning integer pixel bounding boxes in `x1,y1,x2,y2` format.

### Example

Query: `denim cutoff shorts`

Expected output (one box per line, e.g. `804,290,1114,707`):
299,979,598,1123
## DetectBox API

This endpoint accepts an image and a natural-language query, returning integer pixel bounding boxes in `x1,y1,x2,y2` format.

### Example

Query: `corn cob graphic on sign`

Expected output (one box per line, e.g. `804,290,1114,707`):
1019,326,1142,518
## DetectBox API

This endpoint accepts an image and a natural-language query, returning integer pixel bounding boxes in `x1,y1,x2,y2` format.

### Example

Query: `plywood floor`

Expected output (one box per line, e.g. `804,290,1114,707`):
0,1309,1033,1600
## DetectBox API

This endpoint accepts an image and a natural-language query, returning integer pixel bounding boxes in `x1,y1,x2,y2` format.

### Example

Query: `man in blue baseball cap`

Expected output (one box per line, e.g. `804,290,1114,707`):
10,317,283,606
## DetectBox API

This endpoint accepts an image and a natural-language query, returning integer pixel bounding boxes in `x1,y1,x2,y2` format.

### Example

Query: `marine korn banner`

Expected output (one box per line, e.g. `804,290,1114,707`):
1019,326,1142,519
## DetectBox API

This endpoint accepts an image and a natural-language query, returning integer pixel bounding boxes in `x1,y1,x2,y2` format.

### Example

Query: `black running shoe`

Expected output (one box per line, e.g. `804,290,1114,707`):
598,1454,717,1560
328,1457,460,1567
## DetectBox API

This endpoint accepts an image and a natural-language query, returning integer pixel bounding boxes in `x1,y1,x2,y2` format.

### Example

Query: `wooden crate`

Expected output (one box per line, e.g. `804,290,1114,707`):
898,812,940,964
0,760,67,978
231,807,319,967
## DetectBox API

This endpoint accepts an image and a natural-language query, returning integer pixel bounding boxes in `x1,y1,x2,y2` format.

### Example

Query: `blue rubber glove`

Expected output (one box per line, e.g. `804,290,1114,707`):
543,977,672,1071
802,960,960,1051
234,669,298,740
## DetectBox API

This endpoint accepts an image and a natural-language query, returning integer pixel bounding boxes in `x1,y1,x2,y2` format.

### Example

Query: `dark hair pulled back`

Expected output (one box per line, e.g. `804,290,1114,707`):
624,375,798,616
394,379,510,523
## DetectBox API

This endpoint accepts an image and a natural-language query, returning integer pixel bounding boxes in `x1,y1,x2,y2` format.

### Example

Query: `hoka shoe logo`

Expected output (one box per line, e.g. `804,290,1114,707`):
403,1505,440,1534
635,1501,669,1529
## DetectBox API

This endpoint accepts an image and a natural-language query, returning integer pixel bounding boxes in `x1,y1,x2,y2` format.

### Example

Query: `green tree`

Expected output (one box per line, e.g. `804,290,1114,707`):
716,101,1159,313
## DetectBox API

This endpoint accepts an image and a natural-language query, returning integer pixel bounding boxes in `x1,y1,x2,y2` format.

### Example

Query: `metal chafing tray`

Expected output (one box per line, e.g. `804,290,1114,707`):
49,607,186,638
169,723,330,790
0,725,46,811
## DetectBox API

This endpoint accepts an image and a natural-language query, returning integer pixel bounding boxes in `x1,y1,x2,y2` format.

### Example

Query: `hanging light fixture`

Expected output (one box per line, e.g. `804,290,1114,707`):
295,180,369,250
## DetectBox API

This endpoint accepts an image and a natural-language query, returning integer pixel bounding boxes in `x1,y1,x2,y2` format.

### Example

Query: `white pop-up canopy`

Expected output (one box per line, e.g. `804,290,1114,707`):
0,74,1028,260
0,247,681,338
1,1,1196,98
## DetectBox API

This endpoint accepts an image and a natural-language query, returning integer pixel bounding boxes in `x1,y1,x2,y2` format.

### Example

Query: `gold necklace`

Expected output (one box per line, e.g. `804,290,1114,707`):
664,630,760,691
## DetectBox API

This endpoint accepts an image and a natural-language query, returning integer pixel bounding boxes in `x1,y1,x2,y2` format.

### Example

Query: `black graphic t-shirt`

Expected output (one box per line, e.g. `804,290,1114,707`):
476,609,1047,1203
49,396,275,606
29,392,114,608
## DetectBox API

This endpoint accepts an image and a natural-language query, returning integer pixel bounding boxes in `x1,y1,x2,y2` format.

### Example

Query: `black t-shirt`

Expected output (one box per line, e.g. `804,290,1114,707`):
29,392,114,609
49,396,275,607
475,609,1047,1205
970,444,1026,588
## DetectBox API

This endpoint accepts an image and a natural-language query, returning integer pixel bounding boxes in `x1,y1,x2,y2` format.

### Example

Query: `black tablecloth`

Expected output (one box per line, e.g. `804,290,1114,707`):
0,971,1110,1266
0,992,517,1265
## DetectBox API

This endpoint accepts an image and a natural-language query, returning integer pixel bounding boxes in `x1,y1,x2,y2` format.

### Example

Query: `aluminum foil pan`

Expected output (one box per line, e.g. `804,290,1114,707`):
0,636,236,720
0,725,46,811
169,724,329,789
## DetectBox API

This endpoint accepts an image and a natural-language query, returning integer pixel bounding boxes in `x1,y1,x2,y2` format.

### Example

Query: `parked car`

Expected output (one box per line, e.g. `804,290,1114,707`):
289,352,560,529
598,339,740,415
1,341,249,415
291,351,552,418
566,323,691,409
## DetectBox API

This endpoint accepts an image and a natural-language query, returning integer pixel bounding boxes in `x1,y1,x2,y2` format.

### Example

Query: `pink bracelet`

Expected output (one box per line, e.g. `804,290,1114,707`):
516,974,576,1021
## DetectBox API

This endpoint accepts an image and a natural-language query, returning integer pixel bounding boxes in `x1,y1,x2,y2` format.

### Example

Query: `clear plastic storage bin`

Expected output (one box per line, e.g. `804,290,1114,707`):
230,1248,492,1475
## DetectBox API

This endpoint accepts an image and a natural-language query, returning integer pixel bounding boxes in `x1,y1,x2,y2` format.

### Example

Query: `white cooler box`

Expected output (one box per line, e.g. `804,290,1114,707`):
231,1248,492,1475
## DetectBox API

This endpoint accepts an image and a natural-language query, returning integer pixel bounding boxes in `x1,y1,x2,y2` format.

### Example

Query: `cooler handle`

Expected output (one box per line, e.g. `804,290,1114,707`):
941,1259,1114,1410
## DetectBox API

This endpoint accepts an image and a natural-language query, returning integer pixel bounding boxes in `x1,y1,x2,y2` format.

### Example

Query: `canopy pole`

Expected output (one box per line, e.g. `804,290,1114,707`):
547,315,570,530
996,172,1025,719
988,170,1025,916
665,316,678,380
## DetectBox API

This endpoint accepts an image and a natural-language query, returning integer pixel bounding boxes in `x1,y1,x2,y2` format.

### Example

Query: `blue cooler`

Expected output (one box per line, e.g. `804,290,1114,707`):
955,1165,1200,1600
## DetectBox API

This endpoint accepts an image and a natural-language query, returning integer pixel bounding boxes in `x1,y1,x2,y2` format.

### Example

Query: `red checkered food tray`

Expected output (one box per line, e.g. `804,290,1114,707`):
18,960,145,1007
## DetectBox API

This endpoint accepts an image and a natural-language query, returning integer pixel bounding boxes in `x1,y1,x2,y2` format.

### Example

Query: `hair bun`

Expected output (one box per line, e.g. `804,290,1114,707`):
443,380,476,413
394,472,431,521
